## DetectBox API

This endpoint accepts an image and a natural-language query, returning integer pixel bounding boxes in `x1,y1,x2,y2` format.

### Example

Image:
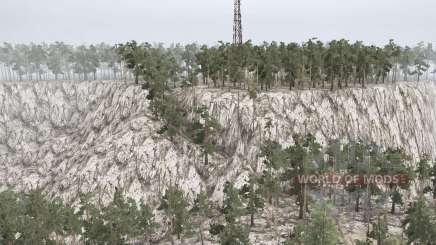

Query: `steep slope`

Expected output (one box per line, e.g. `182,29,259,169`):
1,81,436,203
181,82,436,184
0,81,228,203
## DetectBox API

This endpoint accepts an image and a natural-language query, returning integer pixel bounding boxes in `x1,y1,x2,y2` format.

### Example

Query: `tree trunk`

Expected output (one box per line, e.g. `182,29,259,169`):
250,211,255,227
330,78,334,91
221,68,225,87
298,186,305,219
199,222,205,245
204,152,208,166
135,71,139,84
362,70,366,88
433,180,436,199
355,191,360,212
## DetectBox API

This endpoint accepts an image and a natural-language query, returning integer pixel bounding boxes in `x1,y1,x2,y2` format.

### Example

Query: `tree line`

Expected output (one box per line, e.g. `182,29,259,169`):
194,40,436,90
115,40,436,93
1,135,436,244
2,40,436,91
0,42,122,81
0,41,198,83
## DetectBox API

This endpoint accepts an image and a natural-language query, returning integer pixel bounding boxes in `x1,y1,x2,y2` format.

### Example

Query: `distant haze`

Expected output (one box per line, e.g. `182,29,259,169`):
1,0,436,46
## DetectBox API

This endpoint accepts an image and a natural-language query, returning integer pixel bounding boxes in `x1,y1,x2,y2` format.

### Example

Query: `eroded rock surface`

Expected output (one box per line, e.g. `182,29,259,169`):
1,81,436,203
0,81,228,203
181,82,436,184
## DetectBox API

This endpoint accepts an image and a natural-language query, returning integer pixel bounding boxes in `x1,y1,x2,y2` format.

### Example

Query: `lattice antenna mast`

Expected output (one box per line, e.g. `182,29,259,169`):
233,0,243,45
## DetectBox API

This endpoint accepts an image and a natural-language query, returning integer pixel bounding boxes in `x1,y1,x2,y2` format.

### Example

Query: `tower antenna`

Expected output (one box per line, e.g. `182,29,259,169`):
233,0,243,45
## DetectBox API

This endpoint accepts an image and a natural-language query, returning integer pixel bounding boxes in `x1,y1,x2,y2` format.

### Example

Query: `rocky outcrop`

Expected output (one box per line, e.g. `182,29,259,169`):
1,81,436,203
0,81,230,203
181,82,436,185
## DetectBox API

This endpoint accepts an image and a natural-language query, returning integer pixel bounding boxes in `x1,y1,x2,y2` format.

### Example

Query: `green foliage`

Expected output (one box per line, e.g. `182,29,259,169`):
286,202,339,245
411,43,431,82
191,190,213,244
0,189,156,244
285,134,322,219
191,106,221,165
71,45,99,80
416,154,432,190
239,174,265,226
354,239,372,245
218,223,250,245
191,190,212,218
402,198,436,244
1,39,435,85
390,189,403,214
79,190,156,245
260,140,288,170
210,182,250,244
115,41,146,84
100,190,154,243
222,182,245,224
159,185,192,240
368,214,389,244
0,190,154,245
152,94,222,166
209,223,226,236
137,201,157,241
431,159,436,199
0,189,79,244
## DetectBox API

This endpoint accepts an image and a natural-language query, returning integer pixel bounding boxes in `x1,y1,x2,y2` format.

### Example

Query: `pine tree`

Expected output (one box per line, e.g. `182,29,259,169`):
285,134,321,219
286,201,339,245
368,214,389,244
240,174,264,227
402,198,436,244
390,190,403,214
194,106,221,166
378,148,411,214
0,191,27,243
210,182,250,245
222,182,245,224
431,159,436,199
102,189,143,244
115,41,147,84
159,185,192,243
416,154,432,196
137,200,157,244
218,223,250,245
78,193,109,244
259,140,285,205
191,191,212,245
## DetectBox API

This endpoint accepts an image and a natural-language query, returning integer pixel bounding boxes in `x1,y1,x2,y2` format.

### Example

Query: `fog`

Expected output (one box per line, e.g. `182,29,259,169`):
1,0,436,45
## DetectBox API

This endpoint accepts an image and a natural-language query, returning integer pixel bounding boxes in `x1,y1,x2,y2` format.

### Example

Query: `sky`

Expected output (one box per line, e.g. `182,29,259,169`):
1,0,435,46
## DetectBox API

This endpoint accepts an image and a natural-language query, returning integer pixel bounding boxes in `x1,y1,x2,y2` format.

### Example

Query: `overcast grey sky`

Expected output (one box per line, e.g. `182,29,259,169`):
1,0,435,46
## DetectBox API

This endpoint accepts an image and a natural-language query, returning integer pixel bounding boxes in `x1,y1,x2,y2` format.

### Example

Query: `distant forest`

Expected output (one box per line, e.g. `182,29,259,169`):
0,40,436,91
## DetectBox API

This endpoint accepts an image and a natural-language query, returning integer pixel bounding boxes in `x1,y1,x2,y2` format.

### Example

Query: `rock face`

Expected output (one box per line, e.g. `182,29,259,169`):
1,81,436,202
181,82,436,184
0,81,227,203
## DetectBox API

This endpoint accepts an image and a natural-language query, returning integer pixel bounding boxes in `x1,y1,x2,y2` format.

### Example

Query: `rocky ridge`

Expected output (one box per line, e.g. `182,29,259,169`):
1,81,436,204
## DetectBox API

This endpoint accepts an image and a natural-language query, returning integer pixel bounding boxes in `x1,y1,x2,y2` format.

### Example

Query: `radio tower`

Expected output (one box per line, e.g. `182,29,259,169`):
233,0,243,45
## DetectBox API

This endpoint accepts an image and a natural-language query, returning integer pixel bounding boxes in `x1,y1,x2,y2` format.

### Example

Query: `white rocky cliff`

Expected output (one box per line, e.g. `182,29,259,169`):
1,80,436,203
